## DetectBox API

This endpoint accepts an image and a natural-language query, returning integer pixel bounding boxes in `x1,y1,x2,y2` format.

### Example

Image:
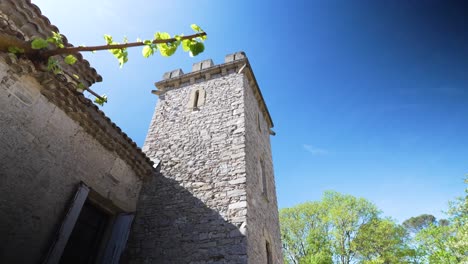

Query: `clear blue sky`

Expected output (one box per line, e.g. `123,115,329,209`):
33,0,467,222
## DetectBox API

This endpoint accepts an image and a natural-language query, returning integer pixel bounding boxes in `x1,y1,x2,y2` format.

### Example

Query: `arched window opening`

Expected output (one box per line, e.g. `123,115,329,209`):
188,88,205,110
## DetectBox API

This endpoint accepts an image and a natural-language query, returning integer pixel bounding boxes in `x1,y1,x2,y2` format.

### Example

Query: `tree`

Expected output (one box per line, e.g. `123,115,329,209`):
414,224,459,264
0,25,207,105
353,218,414,263
280,192,416,264
280,181,467,264
280,202,333,264
447,177,468,262
322,191,380,264
402,214,437,234
411,177,468,263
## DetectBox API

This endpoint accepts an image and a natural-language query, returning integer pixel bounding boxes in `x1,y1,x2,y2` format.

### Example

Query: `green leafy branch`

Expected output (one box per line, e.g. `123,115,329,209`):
38,24,207,67
2,24,207,106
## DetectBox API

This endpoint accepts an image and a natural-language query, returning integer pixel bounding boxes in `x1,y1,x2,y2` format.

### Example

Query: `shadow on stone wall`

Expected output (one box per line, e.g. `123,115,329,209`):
123,167,247,264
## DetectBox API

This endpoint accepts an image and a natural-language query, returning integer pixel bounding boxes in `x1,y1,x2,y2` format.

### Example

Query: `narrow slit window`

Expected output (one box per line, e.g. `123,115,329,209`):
261,158,267,198
257,113,261,132
193,90,200,108
188,88,205,110
266,240,272,264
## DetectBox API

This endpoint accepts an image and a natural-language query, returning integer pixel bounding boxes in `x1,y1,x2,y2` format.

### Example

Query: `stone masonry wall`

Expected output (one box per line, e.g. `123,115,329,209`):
0,58,143,263
127,70,249,263
243,75,283,263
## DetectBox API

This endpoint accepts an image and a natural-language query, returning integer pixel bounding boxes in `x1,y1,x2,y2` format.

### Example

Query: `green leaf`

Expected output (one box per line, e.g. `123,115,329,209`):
31,38,49,49
8,46,24,54
94,94,108,106
182,39,191,52
64,55,78,65
191,24,203,32
158,44,177,57
154,32,171,40
142,45,154,58
103,35,129,67
155,32,178,57
104,34,113,44
72,74,80,80
77,83,85,90
47,57,62,74
189,42,204,57
47,32,64,48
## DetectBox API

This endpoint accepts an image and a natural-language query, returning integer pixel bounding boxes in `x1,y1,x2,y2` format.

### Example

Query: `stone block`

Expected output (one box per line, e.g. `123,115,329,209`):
162,68,184,79
192,59,214,72
224,52,246,63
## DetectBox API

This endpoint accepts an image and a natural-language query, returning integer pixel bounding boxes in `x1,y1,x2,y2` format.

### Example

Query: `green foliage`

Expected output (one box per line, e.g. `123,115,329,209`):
407,177,468,263
31,38,49,50
353,218,414,263
402,214,437,234
189,41,205,57
47,57,61,74
142,44,155,58
280,192,402,264
281,180,468,264
154,32,178,57
103,24,207,67
8,46,24,54
322,191,380,264
104,34,128,68
191,24,202,32
152,25,206,58
94,94,107,106
181,38,205,56
31,31,64,50
23,25,206,105
47,31,64,48
415,224,459,263
438,219,450,226
280,202,333,264
191,23,207,40
64,54,77,65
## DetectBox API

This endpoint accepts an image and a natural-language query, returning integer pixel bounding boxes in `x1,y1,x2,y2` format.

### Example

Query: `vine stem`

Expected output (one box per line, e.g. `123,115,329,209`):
0,33,32,53
40,32,207,58
0,31,206,103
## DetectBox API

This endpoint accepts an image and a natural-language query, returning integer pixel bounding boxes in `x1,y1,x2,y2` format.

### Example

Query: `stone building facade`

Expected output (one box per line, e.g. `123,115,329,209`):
125,53,283,263
0,1,153,263
0,1,283,263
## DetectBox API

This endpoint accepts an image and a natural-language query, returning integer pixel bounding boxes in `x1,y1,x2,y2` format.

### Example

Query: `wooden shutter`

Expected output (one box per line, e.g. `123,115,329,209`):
42,183,90,264
102,213,135,264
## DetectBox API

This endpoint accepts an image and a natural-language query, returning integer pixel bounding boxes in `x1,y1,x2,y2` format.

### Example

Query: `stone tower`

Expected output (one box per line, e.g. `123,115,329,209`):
127,52,283,263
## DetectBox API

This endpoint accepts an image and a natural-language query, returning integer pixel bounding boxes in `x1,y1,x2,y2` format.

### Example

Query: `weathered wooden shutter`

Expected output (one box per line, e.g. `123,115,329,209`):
102,213,135,264
42,183,90,264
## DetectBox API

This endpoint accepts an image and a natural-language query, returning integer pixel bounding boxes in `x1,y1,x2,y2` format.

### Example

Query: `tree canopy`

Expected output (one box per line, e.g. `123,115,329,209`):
280,191,411,264
402,214,437,234
280,178,467,264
